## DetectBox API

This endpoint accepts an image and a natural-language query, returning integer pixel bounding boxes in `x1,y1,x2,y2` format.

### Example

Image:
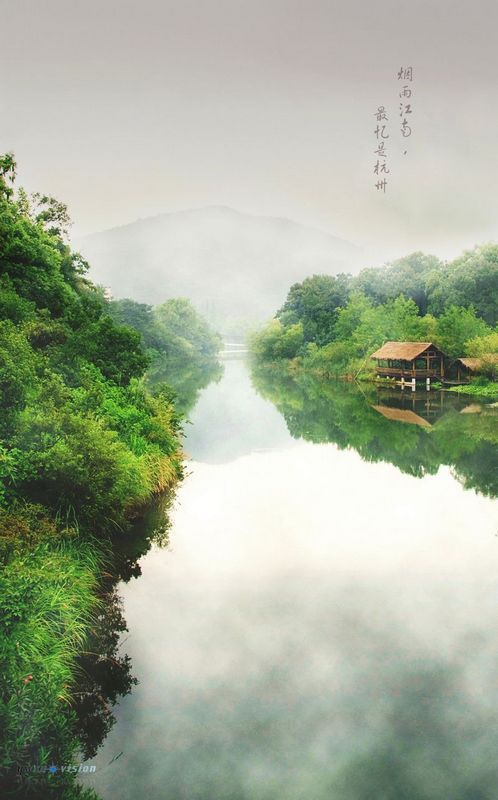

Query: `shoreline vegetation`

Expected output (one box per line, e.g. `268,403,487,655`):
446,381,498,398
249,363,498,499
0,155,221,798
248,250,498,398
1,145,497,798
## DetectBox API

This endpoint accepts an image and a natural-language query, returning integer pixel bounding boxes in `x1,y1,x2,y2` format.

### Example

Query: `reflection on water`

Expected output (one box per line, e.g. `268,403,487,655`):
183,360,294,463
148,356,225,417
251,365,498,497
72,494,175,762
84,361,498,799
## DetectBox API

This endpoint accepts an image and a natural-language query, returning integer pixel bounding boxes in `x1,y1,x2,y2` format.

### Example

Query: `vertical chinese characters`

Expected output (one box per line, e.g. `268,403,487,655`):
374,105,389,193
398,66,413,153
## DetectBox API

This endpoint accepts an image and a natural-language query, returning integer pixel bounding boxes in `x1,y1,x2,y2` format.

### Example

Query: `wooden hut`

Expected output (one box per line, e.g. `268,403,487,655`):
371,342,445,381
450,355,498,383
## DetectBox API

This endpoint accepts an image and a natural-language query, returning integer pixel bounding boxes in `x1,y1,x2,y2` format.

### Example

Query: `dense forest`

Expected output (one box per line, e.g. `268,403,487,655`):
0,155,220,798
249,249,498,391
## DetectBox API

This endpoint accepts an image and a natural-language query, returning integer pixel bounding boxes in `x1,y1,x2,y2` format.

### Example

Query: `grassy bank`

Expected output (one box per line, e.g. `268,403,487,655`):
0,509,103,798
0,155,187,797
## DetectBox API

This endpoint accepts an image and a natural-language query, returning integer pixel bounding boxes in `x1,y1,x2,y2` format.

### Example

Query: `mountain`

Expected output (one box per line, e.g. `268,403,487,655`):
77,206,361,333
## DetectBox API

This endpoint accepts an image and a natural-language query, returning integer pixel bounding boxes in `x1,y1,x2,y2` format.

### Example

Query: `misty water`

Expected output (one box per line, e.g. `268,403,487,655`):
84,360,498,799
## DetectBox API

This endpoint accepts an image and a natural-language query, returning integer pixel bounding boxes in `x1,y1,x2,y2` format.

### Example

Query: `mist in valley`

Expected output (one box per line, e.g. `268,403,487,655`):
78,206,361,335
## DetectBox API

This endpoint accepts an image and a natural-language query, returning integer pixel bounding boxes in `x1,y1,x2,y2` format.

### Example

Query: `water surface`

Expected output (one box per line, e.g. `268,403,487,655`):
85,361,498,799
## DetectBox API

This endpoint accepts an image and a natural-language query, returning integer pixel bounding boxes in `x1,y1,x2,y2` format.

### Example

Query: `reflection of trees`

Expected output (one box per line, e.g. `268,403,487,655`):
148,357,224,416
72,492,175,762
251,365,498,497
433,412,498,498
69,358,224,765
73,589,136,760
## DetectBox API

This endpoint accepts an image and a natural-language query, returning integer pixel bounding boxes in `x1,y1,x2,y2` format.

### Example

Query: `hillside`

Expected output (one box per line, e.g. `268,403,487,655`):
77,207,360,332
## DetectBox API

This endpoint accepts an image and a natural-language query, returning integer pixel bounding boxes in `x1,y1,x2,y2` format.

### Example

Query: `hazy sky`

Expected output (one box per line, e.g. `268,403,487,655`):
2,0,498,260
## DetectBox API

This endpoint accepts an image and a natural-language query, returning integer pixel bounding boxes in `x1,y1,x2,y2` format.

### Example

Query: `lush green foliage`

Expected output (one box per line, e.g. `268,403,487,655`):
108,297,223,414
355,252,442,315
249,246,498,379
0,498,168,798
0,158,183,534
277,273,351,345
426,245,498,325
0,527,101,795
0,155,187,797
434,305,490,357
109,297,221,367
449,380,498,398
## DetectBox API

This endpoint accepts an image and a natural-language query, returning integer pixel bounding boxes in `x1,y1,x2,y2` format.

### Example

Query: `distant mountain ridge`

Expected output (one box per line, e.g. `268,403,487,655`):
77,206,361,331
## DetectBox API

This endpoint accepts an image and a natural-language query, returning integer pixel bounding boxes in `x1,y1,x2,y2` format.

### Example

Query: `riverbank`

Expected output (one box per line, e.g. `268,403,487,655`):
0,157,187,798
1,490,183,799
0,522,103,798
248,352,498,402
1,468,183,800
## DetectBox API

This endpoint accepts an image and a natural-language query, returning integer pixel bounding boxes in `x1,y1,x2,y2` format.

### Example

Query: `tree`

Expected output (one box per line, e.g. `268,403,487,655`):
352,296,437,356
67,316,149,386
0,152,16,197
334,292,373,341
426,244,498,325
277,273,353,345
355,252,443,314
31,192,72,239
153,298,222,360
465,329,498,378
434,305,491,357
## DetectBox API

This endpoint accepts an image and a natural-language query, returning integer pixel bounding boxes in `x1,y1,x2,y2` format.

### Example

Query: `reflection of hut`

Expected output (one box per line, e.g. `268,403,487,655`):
460,404,483,414
372,405,432,427
371,342,445,381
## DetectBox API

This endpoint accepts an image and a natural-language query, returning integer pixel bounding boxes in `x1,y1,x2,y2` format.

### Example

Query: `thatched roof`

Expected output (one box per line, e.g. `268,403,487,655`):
456,355,498,372
372,405,432,427
371,342,435,361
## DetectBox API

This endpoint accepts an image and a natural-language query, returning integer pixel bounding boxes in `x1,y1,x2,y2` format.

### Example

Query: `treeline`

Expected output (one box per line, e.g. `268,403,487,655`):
0,156,184,536
108,297,223,414
108,297,221,369
0,154,210,797
249,249,498,381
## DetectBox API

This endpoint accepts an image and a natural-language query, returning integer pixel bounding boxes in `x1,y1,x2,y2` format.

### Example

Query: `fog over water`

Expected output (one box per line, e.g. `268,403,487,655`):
2,2,498,796
84,362,498,799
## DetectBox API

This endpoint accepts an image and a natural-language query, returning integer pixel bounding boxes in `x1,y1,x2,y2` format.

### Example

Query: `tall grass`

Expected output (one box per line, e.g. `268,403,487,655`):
0,537,104,796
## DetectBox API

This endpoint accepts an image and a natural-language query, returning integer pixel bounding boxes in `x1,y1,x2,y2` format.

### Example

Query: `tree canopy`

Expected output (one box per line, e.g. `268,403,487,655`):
250,244,498,378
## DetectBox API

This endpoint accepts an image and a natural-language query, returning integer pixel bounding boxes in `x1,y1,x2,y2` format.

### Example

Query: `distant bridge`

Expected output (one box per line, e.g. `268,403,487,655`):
219,342,249,360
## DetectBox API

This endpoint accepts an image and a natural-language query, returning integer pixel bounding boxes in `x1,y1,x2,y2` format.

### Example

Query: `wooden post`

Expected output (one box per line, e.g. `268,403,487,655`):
401,376,405,389
426,377,430,391
412,377,416,392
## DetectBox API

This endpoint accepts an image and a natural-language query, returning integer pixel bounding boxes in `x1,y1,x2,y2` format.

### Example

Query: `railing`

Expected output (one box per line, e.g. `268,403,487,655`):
375,367,441,378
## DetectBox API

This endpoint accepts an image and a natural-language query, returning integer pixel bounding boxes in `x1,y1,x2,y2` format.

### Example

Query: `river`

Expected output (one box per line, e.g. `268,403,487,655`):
84,359,498,799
